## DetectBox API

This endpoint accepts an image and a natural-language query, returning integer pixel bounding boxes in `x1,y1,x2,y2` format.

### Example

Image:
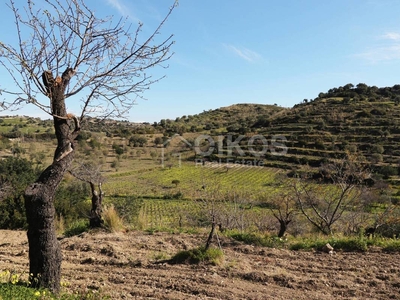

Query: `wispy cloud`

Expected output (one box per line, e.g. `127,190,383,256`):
355,31,400,63
223,44,263,63
105,0,140,22
382,32,400,41
356,45,400,63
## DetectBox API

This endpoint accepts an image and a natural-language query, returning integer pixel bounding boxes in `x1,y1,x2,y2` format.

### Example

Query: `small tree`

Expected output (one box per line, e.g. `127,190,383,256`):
268,193,297,238
294,154,370,235
0,0,175,292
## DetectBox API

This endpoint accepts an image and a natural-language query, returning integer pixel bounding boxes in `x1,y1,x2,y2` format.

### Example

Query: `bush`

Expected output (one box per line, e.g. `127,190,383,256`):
0,157,40,229
171,179,180,187
163,191,184,199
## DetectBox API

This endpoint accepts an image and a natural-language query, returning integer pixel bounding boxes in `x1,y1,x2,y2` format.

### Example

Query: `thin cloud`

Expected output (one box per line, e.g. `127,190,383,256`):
355,31,400,63
355,45,400,63
382,32,400,41
105,0,140,22
224,44,263,63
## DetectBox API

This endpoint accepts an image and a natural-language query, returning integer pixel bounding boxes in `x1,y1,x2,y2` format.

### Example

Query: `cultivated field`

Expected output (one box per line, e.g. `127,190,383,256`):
1,229,400,300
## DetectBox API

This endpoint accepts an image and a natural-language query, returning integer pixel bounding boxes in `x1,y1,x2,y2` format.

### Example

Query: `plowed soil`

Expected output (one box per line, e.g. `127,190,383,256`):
1,230,399,299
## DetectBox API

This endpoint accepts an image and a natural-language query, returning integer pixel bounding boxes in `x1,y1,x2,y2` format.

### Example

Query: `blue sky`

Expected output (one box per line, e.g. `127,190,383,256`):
1,0,400,122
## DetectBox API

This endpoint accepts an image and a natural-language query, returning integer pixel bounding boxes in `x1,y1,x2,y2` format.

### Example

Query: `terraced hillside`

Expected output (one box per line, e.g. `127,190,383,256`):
256,84,400,180
158,84,400,182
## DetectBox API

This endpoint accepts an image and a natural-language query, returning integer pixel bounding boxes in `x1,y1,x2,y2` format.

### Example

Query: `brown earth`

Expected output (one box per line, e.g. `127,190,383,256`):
1,230,399,300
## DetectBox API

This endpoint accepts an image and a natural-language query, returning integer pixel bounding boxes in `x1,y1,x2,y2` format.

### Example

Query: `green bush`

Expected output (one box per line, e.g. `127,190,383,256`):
0,157,40,229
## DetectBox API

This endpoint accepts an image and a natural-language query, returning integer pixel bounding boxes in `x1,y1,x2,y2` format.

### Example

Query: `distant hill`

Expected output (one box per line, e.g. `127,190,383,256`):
2,83,400,182
151,83,400,182
152,103,286,135
253,83,400,180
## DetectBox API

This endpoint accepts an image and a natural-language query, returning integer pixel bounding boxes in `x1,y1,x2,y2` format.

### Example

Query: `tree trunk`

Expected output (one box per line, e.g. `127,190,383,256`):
277,220,290,238
24,68,78,293
89,182,104,228
205,217,216,251
25,156,73,292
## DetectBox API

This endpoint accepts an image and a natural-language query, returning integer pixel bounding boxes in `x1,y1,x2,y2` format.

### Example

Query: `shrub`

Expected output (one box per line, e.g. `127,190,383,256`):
171,179,180,187
0,156,40,229
163,191,184,199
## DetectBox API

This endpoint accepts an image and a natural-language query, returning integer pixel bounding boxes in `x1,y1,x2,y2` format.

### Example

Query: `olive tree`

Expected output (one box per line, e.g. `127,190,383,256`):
0,0,175,292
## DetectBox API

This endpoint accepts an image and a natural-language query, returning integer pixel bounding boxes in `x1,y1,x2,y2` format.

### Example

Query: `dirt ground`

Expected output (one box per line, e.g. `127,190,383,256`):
1,230,399,300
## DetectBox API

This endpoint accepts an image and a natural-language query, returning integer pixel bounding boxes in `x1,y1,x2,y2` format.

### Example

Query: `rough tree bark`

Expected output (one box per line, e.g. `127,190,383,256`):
24,68,79,293
89,182,104,228
277,219,291,238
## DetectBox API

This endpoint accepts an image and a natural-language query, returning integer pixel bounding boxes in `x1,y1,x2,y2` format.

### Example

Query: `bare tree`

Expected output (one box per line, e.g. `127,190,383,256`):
0,0,175,292
293,154,370,235
69,162,105,228
268,193,297,238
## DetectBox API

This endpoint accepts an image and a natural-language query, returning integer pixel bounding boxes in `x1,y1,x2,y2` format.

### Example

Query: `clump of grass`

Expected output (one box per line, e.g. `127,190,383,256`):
102,205,125,232
0,270,111,299
289,239,323,251
226,231,285,248
289,236,368,252
55,214,65,235
330,237,368,252
381,239,400,252
64,219,89,237
171,247,224,265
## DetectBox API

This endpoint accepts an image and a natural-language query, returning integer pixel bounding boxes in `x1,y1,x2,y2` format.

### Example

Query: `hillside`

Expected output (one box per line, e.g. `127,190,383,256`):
256,84,400,179
2,83,400,183
152,103,286,135
153,83,400,182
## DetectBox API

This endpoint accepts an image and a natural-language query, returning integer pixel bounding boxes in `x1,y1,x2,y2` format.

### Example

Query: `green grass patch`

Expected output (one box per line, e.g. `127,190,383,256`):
289,236,368,252
171,246,224,265
0,270,110,299
0,283,49,300
381,239,400,252
226,231,286,248
64,219,89,237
